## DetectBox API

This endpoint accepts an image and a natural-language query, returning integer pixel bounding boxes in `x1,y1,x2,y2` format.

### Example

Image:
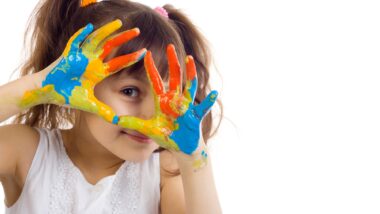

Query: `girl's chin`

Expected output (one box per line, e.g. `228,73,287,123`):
119,150,156,163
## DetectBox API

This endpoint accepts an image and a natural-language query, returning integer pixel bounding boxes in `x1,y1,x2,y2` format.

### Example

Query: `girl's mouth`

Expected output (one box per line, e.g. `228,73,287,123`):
121,129,153,144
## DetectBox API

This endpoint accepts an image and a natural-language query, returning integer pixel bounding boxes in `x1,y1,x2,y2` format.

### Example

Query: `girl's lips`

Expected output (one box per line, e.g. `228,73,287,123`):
121,129,152,143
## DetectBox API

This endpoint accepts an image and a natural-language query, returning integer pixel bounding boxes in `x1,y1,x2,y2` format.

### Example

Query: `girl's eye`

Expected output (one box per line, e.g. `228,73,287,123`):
121,87,140,98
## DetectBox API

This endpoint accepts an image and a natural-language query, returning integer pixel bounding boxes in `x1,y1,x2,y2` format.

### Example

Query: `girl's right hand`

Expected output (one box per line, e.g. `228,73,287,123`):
20,19,146,124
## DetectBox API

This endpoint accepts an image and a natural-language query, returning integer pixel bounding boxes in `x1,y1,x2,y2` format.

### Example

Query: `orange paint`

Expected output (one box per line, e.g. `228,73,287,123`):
144,51,165,95
167,44,181,92
100,28,140,60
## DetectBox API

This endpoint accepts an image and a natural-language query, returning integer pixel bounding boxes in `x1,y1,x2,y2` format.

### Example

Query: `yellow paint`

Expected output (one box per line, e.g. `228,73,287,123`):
19,85,65,109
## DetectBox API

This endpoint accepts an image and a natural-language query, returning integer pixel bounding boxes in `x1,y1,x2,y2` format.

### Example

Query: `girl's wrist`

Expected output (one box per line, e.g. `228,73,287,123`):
34,70,46,89
172,139,209,172
17,66,54,110
34,56,62,89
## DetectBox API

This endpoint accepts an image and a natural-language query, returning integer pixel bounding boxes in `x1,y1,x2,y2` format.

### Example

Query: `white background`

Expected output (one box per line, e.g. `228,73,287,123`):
1,0,380,213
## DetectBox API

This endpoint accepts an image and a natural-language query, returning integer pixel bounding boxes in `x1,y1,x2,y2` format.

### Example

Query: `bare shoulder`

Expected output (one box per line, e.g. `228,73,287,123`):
159,150,186,214
0,124,40,185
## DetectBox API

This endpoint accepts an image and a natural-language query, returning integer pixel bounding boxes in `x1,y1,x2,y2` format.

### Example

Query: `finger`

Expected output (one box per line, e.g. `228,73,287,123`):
118,115,149,133
184,55,198,102
99,28,141,60
95,102,120,124
82,19,122,53
144,51,165,95
104,48,147,76
167,44,182,93
193,90,218,119
69,85,119,124
63,23,94,57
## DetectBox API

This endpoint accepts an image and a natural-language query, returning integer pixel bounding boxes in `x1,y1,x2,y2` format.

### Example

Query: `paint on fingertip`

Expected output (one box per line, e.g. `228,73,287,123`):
137,49,147,61
210,90,218,101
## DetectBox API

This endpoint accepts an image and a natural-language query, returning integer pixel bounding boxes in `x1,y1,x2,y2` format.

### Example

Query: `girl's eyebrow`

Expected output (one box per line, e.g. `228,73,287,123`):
116,70,148,82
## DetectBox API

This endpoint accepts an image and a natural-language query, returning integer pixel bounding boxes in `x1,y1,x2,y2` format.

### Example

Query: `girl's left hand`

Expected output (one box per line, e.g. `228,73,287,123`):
117,44,218,168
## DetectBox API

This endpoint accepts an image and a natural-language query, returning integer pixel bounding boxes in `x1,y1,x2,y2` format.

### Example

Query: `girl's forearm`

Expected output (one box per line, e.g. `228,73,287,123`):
176,148,223,214
0,57,59,123
0,71,44,123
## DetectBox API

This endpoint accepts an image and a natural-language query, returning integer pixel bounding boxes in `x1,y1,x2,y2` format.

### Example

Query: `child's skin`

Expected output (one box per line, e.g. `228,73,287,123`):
0,20,222,213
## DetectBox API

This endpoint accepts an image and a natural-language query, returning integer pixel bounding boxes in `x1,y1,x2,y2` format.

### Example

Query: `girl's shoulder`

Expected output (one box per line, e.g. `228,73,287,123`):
0,124,40,180
0,124,40,207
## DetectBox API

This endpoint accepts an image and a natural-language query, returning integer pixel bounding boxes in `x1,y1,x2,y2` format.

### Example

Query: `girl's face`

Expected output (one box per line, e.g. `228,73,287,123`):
80,68,160,162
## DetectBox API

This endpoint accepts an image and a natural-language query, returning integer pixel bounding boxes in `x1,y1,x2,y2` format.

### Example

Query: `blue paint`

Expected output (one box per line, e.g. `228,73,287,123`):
202,150,208,158
71,23,94,52
112,115,119,124
137,51,147,62
188,78,197,101
201,150,208,158
170,103,200,155
194,90,218,118
169,90,218,155
41,23,93,104
42,54,89,104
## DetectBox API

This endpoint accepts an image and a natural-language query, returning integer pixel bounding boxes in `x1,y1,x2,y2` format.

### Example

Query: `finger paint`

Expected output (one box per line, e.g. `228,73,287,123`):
192,150,208,172
19,20,145,124
118,45,219,157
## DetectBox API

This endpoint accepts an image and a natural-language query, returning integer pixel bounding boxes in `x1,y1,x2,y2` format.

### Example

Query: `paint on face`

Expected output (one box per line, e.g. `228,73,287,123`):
19,20,146,124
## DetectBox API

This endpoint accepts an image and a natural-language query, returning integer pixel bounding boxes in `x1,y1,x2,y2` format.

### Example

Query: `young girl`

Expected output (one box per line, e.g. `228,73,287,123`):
0,0,223,213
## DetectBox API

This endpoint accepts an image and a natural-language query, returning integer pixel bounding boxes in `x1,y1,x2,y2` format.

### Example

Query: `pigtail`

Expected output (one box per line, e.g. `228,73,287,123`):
11,0,83,128
163,5,223,142
31,0,82,71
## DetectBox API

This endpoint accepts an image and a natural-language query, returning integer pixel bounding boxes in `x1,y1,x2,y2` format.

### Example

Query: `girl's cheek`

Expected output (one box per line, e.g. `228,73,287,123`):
112,101,139,116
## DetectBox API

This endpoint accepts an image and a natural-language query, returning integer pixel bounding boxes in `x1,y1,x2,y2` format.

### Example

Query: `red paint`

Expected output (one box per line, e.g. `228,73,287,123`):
144,51,165,95
106,48,146,74
167,44,182,92
186,55,197,80
100,28,140,60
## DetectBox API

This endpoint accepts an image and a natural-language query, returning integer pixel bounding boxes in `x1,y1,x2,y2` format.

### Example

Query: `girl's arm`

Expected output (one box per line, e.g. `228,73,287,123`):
160,144,222,214
0,63,51,177
0,64,52,123
175,143,222,214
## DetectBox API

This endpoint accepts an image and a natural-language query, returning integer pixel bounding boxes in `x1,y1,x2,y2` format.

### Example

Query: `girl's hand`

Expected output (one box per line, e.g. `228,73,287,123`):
118,44,218,169
19,19,146,124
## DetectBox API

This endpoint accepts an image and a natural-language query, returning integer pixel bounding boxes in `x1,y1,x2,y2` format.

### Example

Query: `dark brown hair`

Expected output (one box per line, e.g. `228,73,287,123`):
11,0,223,175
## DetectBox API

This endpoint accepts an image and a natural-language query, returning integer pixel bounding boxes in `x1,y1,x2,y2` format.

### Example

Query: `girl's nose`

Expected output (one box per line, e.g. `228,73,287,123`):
138,90,156,120
138,112,154,120
138,102,155,120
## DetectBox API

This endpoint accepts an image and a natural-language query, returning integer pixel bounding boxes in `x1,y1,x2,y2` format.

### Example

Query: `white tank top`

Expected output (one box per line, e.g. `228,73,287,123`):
5,127,161,214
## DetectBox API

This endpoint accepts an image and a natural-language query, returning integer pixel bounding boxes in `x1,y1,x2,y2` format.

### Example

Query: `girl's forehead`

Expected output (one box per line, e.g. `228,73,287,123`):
115,68,148,82
114,65,169,83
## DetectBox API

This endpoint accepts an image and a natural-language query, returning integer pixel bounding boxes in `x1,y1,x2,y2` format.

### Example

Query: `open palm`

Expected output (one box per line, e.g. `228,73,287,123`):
20,19,146,124
118,44,218,155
